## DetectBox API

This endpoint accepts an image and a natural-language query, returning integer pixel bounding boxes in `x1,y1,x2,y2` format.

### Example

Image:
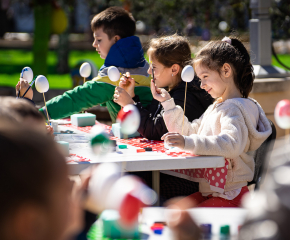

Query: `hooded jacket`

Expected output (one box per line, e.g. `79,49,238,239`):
133,76,213,140
162,97,272,193
39,36,152,122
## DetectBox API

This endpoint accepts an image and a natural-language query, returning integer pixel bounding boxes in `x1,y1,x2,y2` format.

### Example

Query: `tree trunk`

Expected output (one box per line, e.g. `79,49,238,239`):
33,3,52,76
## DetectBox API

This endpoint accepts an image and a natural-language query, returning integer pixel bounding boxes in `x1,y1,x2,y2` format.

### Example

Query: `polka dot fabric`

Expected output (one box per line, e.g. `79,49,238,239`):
171,160,229,193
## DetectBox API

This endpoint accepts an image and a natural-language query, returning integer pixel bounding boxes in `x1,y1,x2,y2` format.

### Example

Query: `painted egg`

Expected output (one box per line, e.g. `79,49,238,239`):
90,125,111,155
116,104,140,135
88,163,121,213
20,67,33,83
108,66,120,82
181,65,195,82
274,99,290,129
35,75,49,93
79,62,91,78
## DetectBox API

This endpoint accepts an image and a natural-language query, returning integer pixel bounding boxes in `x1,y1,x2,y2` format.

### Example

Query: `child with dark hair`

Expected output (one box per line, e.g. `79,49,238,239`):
37,6,152,122
158,37,272,207
114,34,213,203
114,34,213,140
0,126,82,240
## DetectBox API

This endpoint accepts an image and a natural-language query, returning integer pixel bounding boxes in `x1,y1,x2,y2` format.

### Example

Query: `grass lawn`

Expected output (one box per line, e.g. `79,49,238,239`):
0,49,105,89
0,49,289,89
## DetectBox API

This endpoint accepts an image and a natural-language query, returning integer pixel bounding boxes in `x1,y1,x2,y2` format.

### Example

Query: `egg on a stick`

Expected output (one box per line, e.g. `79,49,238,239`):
80,62,91,84
20,67,33,83
35,75,50,123
108,66,121,85
181,65,195,134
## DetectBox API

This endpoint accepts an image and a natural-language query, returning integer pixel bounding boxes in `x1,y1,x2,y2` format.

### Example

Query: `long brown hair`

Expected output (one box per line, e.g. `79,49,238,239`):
193,37,254,98
147,34,192,90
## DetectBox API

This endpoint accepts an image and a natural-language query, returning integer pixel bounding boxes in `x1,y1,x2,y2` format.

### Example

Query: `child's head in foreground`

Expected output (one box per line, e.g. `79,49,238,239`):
0,97,46,133
147,34,192,91
0,125,70,240
193,36,254,100
91,6,136,59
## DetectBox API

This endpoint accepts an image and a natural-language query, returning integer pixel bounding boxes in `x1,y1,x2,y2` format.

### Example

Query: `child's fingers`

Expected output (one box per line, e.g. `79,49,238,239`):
161,132,171,140
126,72,131,78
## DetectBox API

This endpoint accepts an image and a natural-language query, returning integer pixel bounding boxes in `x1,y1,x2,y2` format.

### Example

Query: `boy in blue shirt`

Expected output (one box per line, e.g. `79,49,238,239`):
39,7,152,122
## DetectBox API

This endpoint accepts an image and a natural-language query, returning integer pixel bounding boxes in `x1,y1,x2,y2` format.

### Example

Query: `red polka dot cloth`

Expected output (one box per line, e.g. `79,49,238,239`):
170,160,229,193
63,121,229,193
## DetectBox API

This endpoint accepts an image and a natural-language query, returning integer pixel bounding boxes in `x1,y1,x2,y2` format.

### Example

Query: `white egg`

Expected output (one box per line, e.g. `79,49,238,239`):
79,62,91,78
181,65,195,82
20,67,33,83
108,66,120,82
117,104,140,135
35,75,49,93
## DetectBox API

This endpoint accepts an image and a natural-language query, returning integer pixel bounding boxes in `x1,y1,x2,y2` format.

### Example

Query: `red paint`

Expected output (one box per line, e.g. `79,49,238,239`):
117,109,133,122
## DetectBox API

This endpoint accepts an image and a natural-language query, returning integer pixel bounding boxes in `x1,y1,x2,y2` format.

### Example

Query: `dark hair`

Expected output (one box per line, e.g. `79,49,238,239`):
0,97,44,121
91,6,136,39
147,34,192,90
193,37,254,98
0,126,67,236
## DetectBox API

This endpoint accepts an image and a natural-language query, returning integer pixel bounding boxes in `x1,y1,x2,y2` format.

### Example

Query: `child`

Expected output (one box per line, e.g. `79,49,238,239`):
114,34,213,204
156,37,272,207
0,96,49,134
114,34,213,140
37,7,152,122
0,125,83,240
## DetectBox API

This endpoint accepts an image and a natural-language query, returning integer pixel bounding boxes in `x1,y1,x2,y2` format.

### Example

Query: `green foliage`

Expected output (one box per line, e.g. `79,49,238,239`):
107,0,251,36
270,0,290,39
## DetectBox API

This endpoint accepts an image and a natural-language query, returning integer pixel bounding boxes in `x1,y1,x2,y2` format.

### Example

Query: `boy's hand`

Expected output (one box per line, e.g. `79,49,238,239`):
150,79,171,103
113,86,134,107
161,132,185,149
119,72,135,97
16,78,33,100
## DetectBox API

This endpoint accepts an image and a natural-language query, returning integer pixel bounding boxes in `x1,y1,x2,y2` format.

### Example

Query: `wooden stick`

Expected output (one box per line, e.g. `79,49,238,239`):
82,77,86,113
286,128,289,144
43,93,50,124
181,82,188,135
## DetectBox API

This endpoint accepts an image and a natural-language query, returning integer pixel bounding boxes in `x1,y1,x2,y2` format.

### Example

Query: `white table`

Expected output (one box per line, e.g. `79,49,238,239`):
56,124,225,205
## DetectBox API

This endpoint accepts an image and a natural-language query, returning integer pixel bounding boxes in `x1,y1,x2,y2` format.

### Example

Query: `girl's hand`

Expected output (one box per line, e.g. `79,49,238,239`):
161,132,185,149
113,86,134,107
119,72,135,97
150,79,171,103
16,78,33,100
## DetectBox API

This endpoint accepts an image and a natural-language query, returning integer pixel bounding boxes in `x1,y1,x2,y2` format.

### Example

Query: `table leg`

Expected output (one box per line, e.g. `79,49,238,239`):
152,170,160,206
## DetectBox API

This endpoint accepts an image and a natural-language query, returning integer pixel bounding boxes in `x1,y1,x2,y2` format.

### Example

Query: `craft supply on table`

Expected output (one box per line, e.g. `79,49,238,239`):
116,104,141,135
90,125,111,155
100,209,139,239
56,141,69,156
71,113,96,127
111,122,140,139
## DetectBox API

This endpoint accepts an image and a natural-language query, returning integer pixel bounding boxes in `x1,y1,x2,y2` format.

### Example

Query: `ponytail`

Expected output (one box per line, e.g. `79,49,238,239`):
194,37,254,98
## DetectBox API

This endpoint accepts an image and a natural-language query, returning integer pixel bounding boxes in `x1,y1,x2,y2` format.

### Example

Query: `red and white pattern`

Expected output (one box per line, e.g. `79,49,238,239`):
170,160,229,193
63,121,229,193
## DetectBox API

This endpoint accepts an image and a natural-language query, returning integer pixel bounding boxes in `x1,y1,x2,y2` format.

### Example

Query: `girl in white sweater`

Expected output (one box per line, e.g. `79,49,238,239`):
151,37,272,207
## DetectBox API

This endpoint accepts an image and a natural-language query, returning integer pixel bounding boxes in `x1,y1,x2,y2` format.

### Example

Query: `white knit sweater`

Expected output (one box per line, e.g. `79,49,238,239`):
162,97,272,193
